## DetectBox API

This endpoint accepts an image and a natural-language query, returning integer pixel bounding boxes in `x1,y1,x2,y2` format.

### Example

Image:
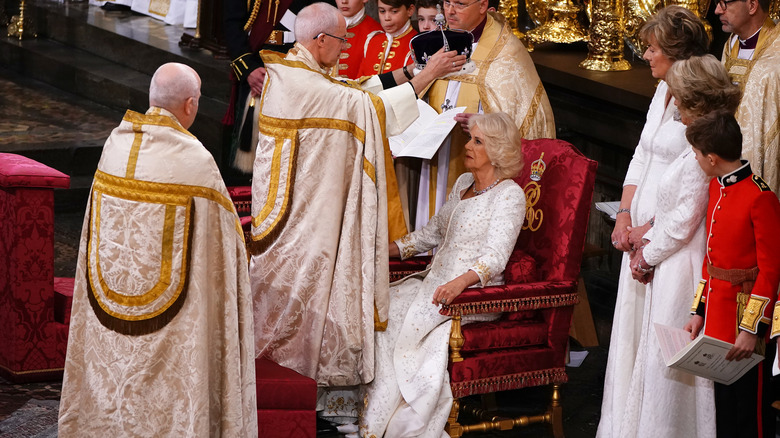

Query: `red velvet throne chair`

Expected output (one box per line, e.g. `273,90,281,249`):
0,153,71,382
390,138,597,437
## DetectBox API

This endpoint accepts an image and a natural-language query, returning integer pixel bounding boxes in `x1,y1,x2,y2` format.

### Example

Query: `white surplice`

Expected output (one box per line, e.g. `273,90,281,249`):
597,82,715,437
360,173,526,438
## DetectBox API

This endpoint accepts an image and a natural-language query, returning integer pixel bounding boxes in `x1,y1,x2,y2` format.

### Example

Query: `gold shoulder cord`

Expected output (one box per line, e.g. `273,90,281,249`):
244,0,263,31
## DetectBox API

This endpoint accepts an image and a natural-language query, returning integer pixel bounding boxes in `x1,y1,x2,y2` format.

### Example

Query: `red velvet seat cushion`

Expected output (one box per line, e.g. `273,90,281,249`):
255,357,317,410
461,318,547,353
0,153,70,189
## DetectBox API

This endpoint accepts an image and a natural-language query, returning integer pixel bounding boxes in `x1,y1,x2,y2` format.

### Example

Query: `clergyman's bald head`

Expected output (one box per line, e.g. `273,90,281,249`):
295,3,342,42
149,63,201,111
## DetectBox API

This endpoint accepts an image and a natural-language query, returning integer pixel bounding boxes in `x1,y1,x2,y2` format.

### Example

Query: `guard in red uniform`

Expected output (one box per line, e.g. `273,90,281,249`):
358,0,416,76
334,0,382,78
684,110,780,438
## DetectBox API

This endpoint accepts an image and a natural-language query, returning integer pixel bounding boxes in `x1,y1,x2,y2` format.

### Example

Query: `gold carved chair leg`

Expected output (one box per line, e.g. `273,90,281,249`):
449,315,465,363
446,398,464,438
447,314,566,437
446,385,566,437
550,383,564,438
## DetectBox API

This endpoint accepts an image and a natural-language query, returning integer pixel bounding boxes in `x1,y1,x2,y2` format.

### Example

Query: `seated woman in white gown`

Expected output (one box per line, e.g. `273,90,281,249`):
359,112,527,438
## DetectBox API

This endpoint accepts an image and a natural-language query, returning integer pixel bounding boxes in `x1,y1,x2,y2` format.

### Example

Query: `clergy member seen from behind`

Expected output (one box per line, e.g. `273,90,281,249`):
248,1,466,425
58,63,257,437
413,0,555,230
684,110,780,438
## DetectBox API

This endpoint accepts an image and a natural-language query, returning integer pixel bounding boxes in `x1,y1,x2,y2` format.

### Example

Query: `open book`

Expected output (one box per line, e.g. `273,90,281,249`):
654,322,763,385
388,100,466,159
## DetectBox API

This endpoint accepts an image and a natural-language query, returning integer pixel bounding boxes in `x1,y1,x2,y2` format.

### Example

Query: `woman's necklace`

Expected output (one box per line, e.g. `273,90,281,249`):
473,178,501,195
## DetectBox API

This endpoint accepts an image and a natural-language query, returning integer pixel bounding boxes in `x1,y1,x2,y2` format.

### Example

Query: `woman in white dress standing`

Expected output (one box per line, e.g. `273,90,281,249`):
598,8,743,436
598,6,708,437
359,112,526,438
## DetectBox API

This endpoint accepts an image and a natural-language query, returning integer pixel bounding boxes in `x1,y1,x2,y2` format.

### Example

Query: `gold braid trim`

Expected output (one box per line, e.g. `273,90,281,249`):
122,110,195,138
771,301,780,338
739,295,770,334
451,367,568,398
518,82,545,138
244,0,263,32
248,135,298,255
441,292,579,316
93,171,238,219
373,305,388,331
691,279,706,313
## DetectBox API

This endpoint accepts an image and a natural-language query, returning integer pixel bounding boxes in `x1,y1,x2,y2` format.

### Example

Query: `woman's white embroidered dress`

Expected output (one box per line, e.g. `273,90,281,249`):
361,173,525,437
597,82,715,437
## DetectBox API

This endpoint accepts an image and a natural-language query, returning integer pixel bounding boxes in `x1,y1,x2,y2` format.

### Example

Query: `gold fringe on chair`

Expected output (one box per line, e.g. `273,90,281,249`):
442,292,579,316
451,367,568,398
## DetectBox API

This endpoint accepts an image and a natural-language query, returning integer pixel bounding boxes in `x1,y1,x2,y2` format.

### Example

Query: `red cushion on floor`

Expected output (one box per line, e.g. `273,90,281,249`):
257,408,315,438
0,153,70,189
255,357,317,410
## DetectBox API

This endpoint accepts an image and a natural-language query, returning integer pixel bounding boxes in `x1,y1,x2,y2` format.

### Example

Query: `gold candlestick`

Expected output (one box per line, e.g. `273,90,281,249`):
7,0,38,40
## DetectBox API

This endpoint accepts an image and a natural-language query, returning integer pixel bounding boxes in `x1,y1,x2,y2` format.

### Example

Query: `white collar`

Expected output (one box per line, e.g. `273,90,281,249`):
387,20,411,38
345,8,365,28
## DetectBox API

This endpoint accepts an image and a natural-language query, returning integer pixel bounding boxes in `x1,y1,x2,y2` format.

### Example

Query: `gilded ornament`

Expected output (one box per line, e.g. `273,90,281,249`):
7,0,37,40
525,0,588,46
580,3,631,71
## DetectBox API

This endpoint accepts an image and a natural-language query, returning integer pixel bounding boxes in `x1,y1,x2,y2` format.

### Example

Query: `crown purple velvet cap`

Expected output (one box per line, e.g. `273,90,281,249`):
410,29,474,68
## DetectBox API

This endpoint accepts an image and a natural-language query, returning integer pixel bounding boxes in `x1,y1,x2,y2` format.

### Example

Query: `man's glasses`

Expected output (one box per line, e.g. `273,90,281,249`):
442,0,481,10
315,32,348,45
717,0,745,10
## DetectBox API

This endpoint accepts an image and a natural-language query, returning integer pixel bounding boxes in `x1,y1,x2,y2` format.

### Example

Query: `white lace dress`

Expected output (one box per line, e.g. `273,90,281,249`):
597,83,716,437
360,173,526,438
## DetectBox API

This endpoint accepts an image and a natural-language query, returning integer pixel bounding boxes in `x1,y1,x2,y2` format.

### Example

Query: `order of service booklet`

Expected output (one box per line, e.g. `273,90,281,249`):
654,322,763,385
388,100,466,159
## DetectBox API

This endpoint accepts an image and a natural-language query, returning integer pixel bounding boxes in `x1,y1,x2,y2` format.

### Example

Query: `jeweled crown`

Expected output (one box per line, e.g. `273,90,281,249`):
529,152,546,182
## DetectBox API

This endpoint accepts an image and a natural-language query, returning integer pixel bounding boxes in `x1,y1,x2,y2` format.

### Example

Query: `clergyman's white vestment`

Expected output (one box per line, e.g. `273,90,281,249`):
59,107,257,437
249,44,418,394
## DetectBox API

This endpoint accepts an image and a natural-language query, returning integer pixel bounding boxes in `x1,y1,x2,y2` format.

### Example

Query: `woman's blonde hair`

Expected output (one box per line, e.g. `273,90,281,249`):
666,54,741,118
639,5,709,61
467,112,524,179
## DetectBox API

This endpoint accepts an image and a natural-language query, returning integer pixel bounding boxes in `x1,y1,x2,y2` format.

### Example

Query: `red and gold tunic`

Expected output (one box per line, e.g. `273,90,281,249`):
357,23,416,77
692,162,780,343
334,12,382,79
